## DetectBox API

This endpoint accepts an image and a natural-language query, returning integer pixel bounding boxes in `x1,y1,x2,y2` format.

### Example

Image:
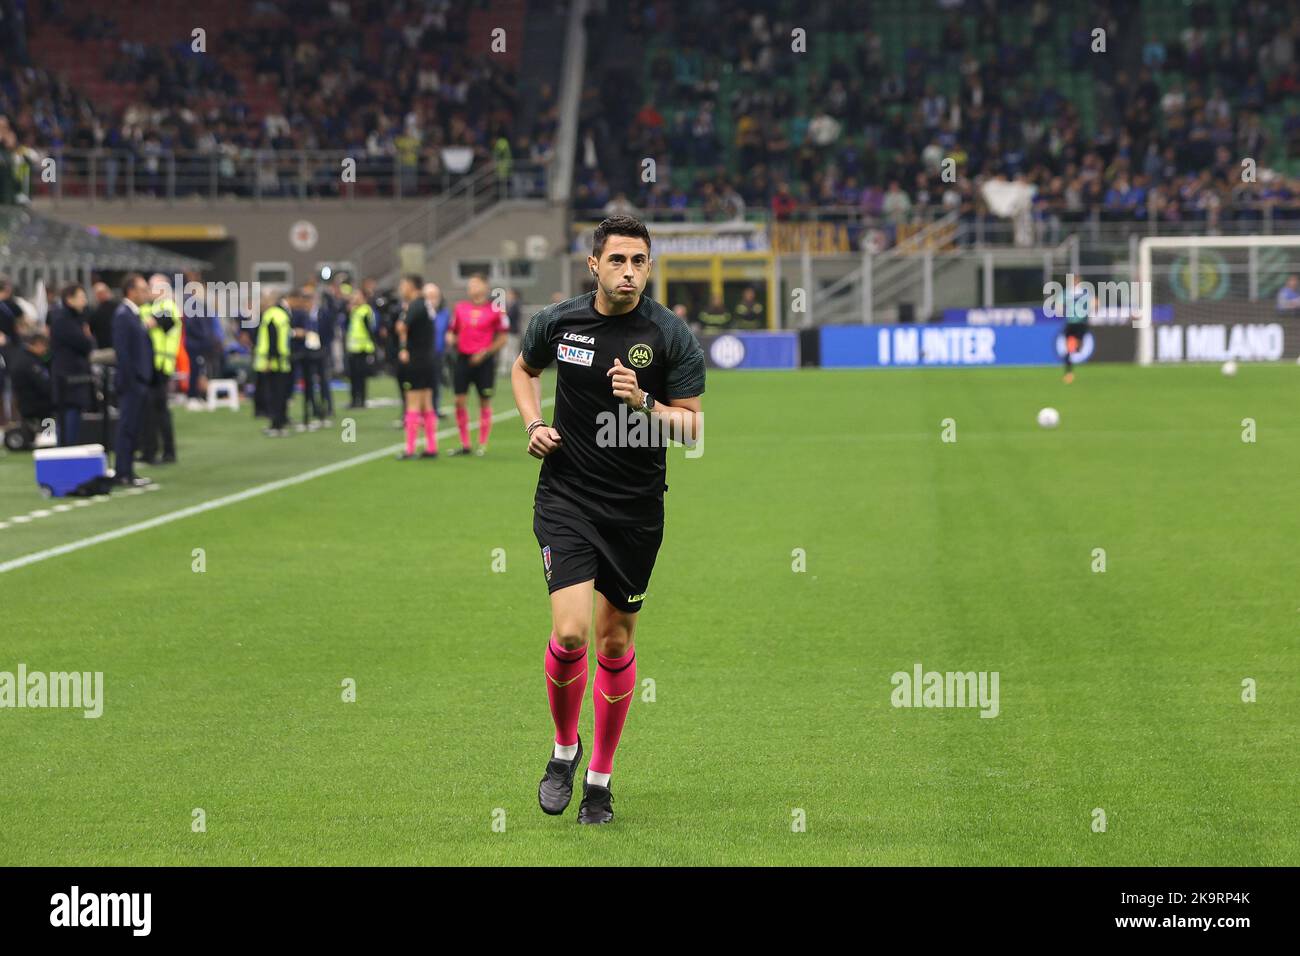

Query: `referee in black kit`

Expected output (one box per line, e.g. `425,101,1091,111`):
395,274,439,459
511,215,705,825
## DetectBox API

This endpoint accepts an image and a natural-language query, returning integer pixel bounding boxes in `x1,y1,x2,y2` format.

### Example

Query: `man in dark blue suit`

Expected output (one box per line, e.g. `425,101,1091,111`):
111,273,156,487
49,283,96,446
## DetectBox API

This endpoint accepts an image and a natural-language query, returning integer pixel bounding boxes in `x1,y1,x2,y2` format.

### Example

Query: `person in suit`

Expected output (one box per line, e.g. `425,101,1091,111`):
288,287,324,428
182,271,211,402
111,274,156,486
423,282,451,418
0,273,25,427
87,281,118,350
49,283,96,446
10,331,54,425
307,279,335,422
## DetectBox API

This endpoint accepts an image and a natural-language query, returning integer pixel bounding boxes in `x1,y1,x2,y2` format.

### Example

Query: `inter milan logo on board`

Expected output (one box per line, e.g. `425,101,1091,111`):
542,545,552,581
627,344,653,368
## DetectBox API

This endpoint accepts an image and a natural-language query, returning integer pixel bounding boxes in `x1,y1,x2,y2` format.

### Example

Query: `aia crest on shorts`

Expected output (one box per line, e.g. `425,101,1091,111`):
542,545,552,581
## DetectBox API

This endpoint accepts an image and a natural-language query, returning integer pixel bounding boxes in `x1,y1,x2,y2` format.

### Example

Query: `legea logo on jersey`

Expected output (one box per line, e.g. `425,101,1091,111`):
595,403,704,458
558,343,595,366
563,332,596,345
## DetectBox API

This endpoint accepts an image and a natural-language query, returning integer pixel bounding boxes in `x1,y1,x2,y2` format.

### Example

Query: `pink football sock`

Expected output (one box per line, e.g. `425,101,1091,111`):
455,406,470,448
545,634,588,747
478,405,493,447
422,410,438,453
404,410,419,455
589,644,636,775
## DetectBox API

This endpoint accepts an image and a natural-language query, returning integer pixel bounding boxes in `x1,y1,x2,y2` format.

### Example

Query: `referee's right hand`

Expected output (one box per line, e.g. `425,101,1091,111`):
527,425,562,459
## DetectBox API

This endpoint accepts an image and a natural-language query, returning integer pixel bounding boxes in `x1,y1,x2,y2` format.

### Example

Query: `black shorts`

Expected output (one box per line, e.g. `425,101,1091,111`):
400,361,435,391
533,489,664,614
453,353,495,397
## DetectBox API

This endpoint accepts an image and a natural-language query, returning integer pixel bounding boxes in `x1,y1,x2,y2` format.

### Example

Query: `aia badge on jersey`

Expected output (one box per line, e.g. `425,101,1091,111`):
628,343,653,368
542,545,552,581
557,343,594,366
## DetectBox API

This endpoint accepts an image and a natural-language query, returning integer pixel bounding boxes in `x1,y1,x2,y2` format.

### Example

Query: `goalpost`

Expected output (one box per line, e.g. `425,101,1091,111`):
1137,234,1300,365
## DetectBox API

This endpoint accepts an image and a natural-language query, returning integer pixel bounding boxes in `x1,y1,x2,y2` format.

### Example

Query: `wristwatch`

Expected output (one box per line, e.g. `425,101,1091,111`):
636,391,655,414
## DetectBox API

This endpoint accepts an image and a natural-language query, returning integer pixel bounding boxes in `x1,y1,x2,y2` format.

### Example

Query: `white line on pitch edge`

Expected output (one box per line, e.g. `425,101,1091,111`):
0,402,547,575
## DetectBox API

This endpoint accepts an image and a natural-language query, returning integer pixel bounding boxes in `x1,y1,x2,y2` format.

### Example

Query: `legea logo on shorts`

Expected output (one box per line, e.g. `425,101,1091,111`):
558,343,594,366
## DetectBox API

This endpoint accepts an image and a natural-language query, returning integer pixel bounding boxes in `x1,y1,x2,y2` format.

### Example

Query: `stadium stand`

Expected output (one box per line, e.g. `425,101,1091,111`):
574,0,1300,250
3,0,562,199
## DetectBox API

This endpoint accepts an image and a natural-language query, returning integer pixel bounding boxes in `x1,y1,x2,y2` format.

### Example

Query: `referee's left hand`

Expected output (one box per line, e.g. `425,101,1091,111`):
608,358,643,408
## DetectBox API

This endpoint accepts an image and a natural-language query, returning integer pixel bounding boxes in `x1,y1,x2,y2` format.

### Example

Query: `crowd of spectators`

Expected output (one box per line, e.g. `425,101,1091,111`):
0,0,558,199
574,0,1300,245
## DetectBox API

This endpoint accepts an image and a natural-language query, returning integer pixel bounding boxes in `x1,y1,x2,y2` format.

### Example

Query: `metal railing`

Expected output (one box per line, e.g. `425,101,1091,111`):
28,148,551,204
807,211,960,324
346,161,551,283
616,203,957,229
955,200,1300,248
619,200,1300,249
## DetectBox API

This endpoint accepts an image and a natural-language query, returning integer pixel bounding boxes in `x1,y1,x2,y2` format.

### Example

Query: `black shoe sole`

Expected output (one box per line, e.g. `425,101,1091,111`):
579,780,613,827
538,736,583,816
577,786,614,825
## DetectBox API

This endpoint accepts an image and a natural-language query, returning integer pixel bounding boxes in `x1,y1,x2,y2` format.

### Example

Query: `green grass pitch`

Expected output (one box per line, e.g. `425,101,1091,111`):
1,364,1296,865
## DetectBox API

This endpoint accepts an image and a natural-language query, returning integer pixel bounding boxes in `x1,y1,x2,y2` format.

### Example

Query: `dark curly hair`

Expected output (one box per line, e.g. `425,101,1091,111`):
592,215,651,259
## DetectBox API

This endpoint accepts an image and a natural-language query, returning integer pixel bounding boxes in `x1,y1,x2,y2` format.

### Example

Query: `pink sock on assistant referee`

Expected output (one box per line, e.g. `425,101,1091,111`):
478,405,493,446
545,634,588,747
421,411,438,453
403,411,419,455
455,406,470,448
589,644,636,775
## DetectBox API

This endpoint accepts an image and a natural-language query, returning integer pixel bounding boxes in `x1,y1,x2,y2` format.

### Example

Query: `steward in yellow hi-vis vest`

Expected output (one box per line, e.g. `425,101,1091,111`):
256,303,291,373
345,291,375,409
731,288,765,330
139,289,179,463
698,299,730,330
146,298,182,375
257,299,293,434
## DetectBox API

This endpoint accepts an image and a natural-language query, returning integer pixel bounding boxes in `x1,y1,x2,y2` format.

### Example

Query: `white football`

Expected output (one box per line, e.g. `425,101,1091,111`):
1037,407,1060,429
1221,361,1238,376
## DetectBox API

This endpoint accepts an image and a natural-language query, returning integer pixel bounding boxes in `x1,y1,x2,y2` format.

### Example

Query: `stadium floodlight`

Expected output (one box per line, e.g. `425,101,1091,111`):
1137,234,1300,364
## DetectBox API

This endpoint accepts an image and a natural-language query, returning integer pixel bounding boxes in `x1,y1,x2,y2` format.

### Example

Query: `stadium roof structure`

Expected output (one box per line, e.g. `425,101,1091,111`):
0,205,210,277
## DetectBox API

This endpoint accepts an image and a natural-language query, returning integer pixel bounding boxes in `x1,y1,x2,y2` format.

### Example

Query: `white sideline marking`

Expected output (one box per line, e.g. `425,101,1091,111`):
0,487,155,532
0,403,545,575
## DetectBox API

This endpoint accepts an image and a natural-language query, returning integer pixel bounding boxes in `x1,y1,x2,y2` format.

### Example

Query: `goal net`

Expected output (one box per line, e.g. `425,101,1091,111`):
1137,235,1300,365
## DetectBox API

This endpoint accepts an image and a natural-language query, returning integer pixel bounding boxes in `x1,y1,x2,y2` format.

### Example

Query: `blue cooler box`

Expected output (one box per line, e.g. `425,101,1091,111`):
33,444,108,497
